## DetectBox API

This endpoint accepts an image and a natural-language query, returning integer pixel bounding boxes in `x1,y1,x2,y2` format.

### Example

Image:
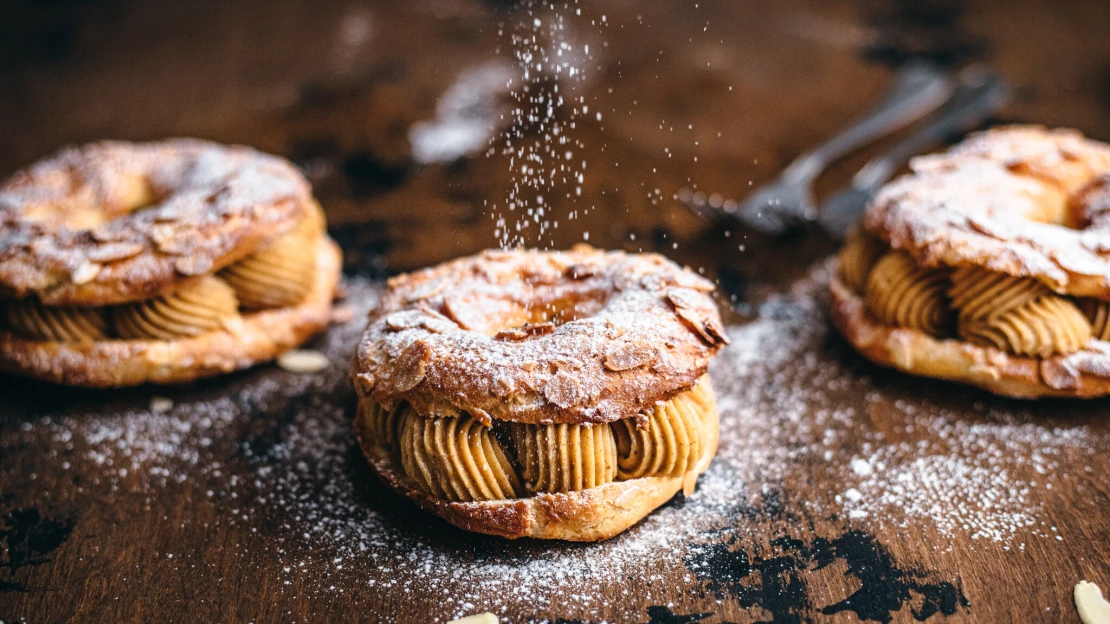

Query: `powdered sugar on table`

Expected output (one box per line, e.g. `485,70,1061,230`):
2,261,1104,621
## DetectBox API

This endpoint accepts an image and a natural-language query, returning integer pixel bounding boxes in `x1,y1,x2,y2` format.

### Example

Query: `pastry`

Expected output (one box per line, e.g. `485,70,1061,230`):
352,245,728,541
0,139,342,387
831,126,1110,397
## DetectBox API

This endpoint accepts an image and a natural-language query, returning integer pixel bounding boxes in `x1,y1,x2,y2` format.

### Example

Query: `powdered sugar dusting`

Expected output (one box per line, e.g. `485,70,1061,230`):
2,263,1106,621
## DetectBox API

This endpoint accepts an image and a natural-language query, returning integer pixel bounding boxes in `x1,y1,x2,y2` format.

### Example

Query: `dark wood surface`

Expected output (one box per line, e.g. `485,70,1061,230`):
2,0,1110,622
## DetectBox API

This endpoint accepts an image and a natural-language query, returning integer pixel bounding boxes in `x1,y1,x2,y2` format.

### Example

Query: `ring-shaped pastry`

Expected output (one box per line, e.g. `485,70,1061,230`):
353,246,728,540
0,139,341,386
832,126,1110,397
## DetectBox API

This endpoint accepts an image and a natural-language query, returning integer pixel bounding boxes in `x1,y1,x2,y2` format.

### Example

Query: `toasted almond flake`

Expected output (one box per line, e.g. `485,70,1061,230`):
390,340,431,392
544,369,584,408
149,396,174,414
1075,581,1110,624
174,254,214,276
87,243,144,263
354,372,376,395
384,313,416,331
276,350,329,373
72,261,101,284
603,341,658,371
494,328,528,341
448,615,498,624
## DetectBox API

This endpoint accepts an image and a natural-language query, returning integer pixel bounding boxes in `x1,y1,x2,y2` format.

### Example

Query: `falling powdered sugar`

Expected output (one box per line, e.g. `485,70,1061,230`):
492,1,601,248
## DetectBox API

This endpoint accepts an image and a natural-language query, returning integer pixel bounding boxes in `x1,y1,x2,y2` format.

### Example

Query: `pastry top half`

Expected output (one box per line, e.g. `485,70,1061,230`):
864,125,1110,298
352,245,729,426
0,139,317,306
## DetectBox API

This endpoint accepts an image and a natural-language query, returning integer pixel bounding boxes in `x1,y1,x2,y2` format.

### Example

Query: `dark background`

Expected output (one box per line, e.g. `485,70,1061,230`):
2,0,1108,279
2,1,1110,622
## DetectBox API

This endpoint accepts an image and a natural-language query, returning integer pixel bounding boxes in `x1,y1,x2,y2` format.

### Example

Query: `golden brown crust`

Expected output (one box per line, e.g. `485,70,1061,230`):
863,126,1110,298
354,379,719,541
352,246,728,426
0,139,316,306
0,237,341,387
831,274,1110,399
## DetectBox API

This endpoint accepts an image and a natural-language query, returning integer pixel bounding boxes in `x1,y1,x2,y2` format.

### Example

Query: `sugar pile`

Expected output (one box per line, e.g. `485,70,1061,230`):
2,263,1103,620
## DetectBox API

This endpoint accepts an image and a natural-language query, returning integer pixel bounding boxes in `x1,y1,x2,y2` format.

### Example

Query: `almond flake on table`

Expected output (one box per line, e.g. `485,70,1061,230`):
448,614,498,624
1075,581,1110,624
276,350,329,373
149,397,174,414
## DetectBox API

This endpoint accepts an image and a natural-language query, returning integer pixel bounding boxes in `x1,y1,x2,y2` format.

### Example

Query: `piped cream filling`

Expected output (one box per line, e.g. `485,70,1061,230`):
864,251,953,338
847,239,1103,357
359,376,717,503
114,275,240,340
220,227,317,310
3,231,322,343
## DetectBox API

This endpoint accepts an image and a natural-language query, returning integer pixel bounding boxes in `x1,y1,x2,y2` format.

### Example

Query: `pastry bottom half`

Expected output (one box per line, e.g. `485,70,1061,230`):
0,237,342,387
354,377,719,541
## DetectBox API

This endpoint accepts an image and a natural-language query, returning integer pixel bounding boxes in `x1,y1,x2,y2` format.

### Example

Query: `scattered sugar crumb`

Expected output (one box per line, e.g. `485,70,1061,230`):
850,458,874,476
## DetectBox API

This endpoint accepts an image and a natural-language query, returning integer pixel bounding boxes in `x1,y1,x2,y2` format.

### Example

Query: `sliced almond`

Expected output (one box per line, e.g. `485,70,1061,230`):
276,349,329,373
72,260,101,285
603,341,658,371
174,254,214,276
448,614,498,624
87,243,143,263
354,372,376,395
149,396,174,414
390,341,431,392
1075,581,1110,624
544,369,584,409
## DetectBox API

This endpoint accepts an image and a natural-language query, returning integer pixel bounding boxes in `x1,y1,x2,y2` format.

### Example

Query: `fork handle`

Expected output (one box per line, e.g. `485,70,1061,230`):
783,61,954,183
852,69,1009,190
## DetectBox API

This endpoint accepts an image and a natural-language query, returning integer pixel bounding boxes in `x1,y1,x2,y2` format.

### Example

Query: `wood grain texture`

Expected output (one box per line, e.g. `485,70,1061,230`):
2,0,1110,622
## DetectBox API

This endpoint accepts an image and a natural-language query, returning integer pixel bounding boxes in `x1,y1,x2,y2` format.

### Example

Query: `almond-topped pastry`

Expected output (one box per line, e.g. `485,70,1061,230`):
0,139,342,387
352,245,728,541
831,126,1110,398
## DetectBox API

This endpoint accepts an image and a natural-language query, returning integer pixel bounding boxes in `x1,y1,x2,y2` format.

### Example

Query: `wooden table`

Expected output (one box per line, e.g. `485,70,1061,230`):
2,0,1110,621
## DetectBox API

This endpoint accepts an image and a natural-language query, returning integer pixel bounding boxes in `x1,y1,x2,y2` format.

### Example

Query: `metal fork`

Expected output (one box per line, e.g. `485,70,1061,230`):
682,61,953,234
816,68,1009,239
